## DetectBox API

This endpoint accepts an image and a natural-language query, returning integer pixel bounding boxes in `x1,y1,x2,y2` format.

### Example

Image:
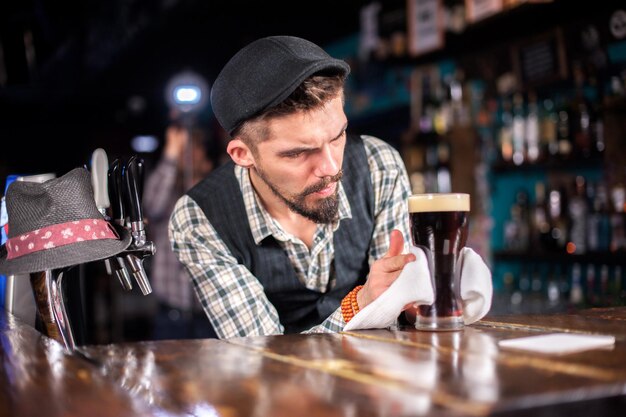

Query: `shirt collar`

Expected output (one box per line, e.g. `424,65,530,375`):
235,165,352,245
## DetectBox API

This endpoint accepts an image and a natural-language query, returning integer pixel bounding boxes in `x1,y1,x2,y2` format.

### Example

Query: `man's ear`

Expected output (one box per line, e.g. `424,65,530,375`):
226,138,255,168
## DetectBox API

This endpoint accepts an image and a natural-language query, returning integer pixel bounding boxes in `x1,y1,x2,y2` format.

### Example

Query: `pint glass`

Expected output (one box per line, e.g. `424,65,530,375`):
402,193,470,331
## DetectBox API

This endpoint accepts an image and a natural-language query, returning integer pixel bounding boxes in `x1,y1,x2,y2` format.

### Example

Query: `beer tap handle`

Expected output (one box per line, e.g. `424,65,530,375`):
123,155,153,295
108,159,125,226
90,148,119,279
102,158,132,290
90,148,110,217
124,156,144,229
136,156,145,202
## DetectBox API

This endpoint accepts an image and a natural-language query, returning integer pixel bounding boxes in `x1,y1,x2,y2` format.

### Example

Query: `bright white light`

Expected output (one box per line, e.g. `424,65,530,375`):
165,70,209,113
174,86,201,104
131,135,159,153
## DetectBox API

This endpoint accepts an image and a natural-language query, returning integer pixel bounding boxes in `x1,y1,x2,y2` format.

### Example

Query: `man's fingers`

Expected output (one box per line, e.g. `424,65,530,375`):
384,229,405,258
378,253,415,272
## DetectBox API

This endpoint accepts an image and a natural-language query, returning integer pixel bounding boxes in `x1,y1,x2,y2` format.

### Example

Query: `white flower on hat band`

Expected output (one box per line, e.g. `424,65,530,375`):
43,242,55,249
13,244,18,252
76,237,84,242
28,243,34,250
34,229,40,235
19,234,29,241
84,225,91,232
92,232,97,239
41,231,52,239
61,228,74,239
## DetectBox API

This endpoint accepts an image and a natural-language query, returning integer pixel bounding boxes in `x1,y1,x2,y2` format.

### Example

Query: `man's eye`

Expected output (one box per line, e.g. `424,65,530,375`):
284,152,303,159
333,131,347,143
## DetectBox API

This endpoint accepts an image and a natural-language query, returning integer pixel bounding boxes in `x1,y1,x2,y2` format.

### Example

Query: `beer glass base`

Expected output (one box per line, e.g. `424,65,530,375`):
413,316,464,332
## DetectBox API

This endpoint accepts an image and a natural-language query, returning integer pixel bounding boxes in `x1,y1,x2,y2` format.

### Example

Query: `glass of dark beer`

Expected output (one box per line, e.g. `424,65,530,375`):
401,193,470,331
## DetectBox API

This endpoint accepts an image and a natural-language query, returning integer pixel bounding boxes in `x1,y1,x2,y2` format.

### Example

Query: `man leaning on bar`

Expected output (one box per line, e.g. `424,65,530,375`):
168,35,492,339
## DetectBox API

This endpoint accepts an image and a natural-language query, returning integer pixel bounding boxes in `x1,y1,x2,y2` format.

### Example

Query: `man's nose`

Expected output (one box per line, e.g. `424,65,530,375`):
315,144,340,178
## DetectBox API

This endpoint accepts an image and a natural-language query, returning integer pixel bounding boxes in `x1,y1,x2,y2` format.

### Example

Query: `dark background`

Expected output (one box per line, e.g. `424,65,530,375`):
0,0,367,179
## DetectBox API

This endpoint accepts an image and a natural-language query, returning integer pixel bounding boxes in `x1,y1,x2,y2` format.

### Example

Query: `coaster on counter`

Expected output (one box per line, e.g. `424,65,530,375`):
498,333,616,354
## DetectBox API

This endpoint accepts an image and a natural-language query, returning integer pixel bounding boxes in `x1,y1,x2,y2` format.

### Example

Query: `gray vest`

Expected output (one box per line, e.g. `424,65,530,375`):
187,134,374,333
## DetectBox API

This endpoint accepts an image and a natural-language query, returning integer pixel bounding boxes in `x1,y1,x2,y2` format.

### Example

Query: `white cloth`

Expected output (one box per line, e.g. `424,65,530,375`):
459,247,493,325
344,246,433,331
344,246,492,331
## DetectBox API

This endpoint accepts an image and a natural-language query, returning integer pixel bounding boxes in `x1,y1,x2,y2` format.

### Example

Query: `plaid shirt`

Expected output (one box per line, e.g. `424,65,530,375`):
169,135,411,339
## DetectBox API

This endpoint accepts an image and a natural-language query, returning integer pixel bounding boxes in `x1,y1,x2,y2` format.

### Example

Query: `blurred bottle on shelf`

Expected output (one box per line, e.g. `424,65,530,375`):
539,97,559,160
511,92,526,166
599,264,609,306
557,264,570,305
546,266,561,310
593,183,612,252
585,264,597,306
586,180,601,252
609,184,625,252
570,62,595,159
592,98,605,155
556,96,572,160
530,181,550,251
567,176,588,254
519,265,530,294
614,265,624,306
436,142,452,193
525,91,540,163
498,97,514,163
569,263,584,308
547,186,569,251
529,265,543,313
504,189,530,251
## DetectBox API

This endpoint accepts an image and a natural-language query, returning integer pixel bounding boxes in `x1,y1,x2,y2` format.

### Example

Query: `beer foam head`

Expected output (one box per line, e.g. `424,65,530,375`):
408,193,470,213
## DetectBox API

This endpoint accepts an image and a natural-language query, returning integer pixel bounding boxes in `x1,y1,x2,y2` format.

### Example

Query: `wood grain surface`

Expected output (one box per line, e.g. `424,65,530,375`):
2,307,626,416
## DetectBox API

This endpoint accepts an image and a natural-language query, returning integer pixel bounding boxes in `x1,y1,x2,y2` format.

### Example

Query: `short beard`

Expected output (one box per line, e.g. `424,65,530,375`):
255,168,344,224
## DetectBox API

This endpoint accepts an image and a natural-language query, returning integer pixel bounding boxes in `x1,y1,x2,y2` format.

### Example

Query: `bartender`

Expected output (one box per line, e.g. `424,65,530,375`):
168,35,417,339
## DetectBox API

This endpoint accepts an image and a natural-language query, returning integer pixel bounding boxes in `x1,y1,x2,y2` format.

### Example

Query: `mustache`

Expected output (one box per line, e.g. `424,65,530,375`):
303,170,344,196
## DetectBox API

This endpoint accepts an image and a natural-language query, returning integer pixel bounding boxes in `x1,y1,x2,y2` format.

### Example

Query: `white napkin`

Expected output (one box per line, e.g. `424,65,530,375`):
344,246,492,331
344,246,433,331
459,247,492,325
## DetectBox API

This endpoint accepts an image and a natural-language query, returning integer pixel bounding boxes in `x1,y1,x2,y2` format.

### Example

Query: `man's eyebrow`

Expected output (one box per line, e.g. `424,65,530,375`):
276,146,314,157
332,122,348,140
276,122,348,158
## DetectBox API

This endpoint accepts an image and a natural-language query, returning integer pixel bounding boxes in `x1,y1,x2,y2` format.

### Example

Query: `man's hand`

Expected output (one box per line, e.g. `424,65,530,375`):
356,229,415,310
164,124,189,162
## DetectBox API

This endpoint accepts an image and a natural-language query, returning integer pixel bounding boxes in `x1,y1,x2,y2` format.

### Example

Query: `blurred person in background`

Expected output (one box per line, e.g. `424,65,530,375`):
143,122,218,339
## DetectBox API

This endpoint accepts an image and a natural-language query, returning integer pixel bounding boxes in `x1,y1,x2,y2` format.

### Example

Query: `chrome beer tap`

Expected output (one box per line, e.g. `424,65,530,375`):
91,149,132,290
106,158,134,291
122,156,154,295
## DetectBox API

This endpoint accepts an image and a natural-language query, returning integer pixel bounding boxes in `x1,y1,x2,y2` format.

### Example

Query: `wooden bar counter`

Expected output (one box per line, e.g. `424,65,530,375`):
2,308,626,416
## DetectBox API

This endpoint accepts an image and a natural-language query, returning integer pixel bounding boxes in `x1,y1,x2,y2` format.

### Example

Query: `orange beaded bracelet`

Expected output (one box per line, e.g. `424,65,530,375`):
341,285,363,323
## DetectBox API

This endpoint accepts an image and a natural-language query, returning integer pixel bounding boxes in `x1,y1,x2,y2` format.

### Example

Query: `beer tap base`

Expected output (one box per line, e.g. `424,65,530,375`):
29,269,77,351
